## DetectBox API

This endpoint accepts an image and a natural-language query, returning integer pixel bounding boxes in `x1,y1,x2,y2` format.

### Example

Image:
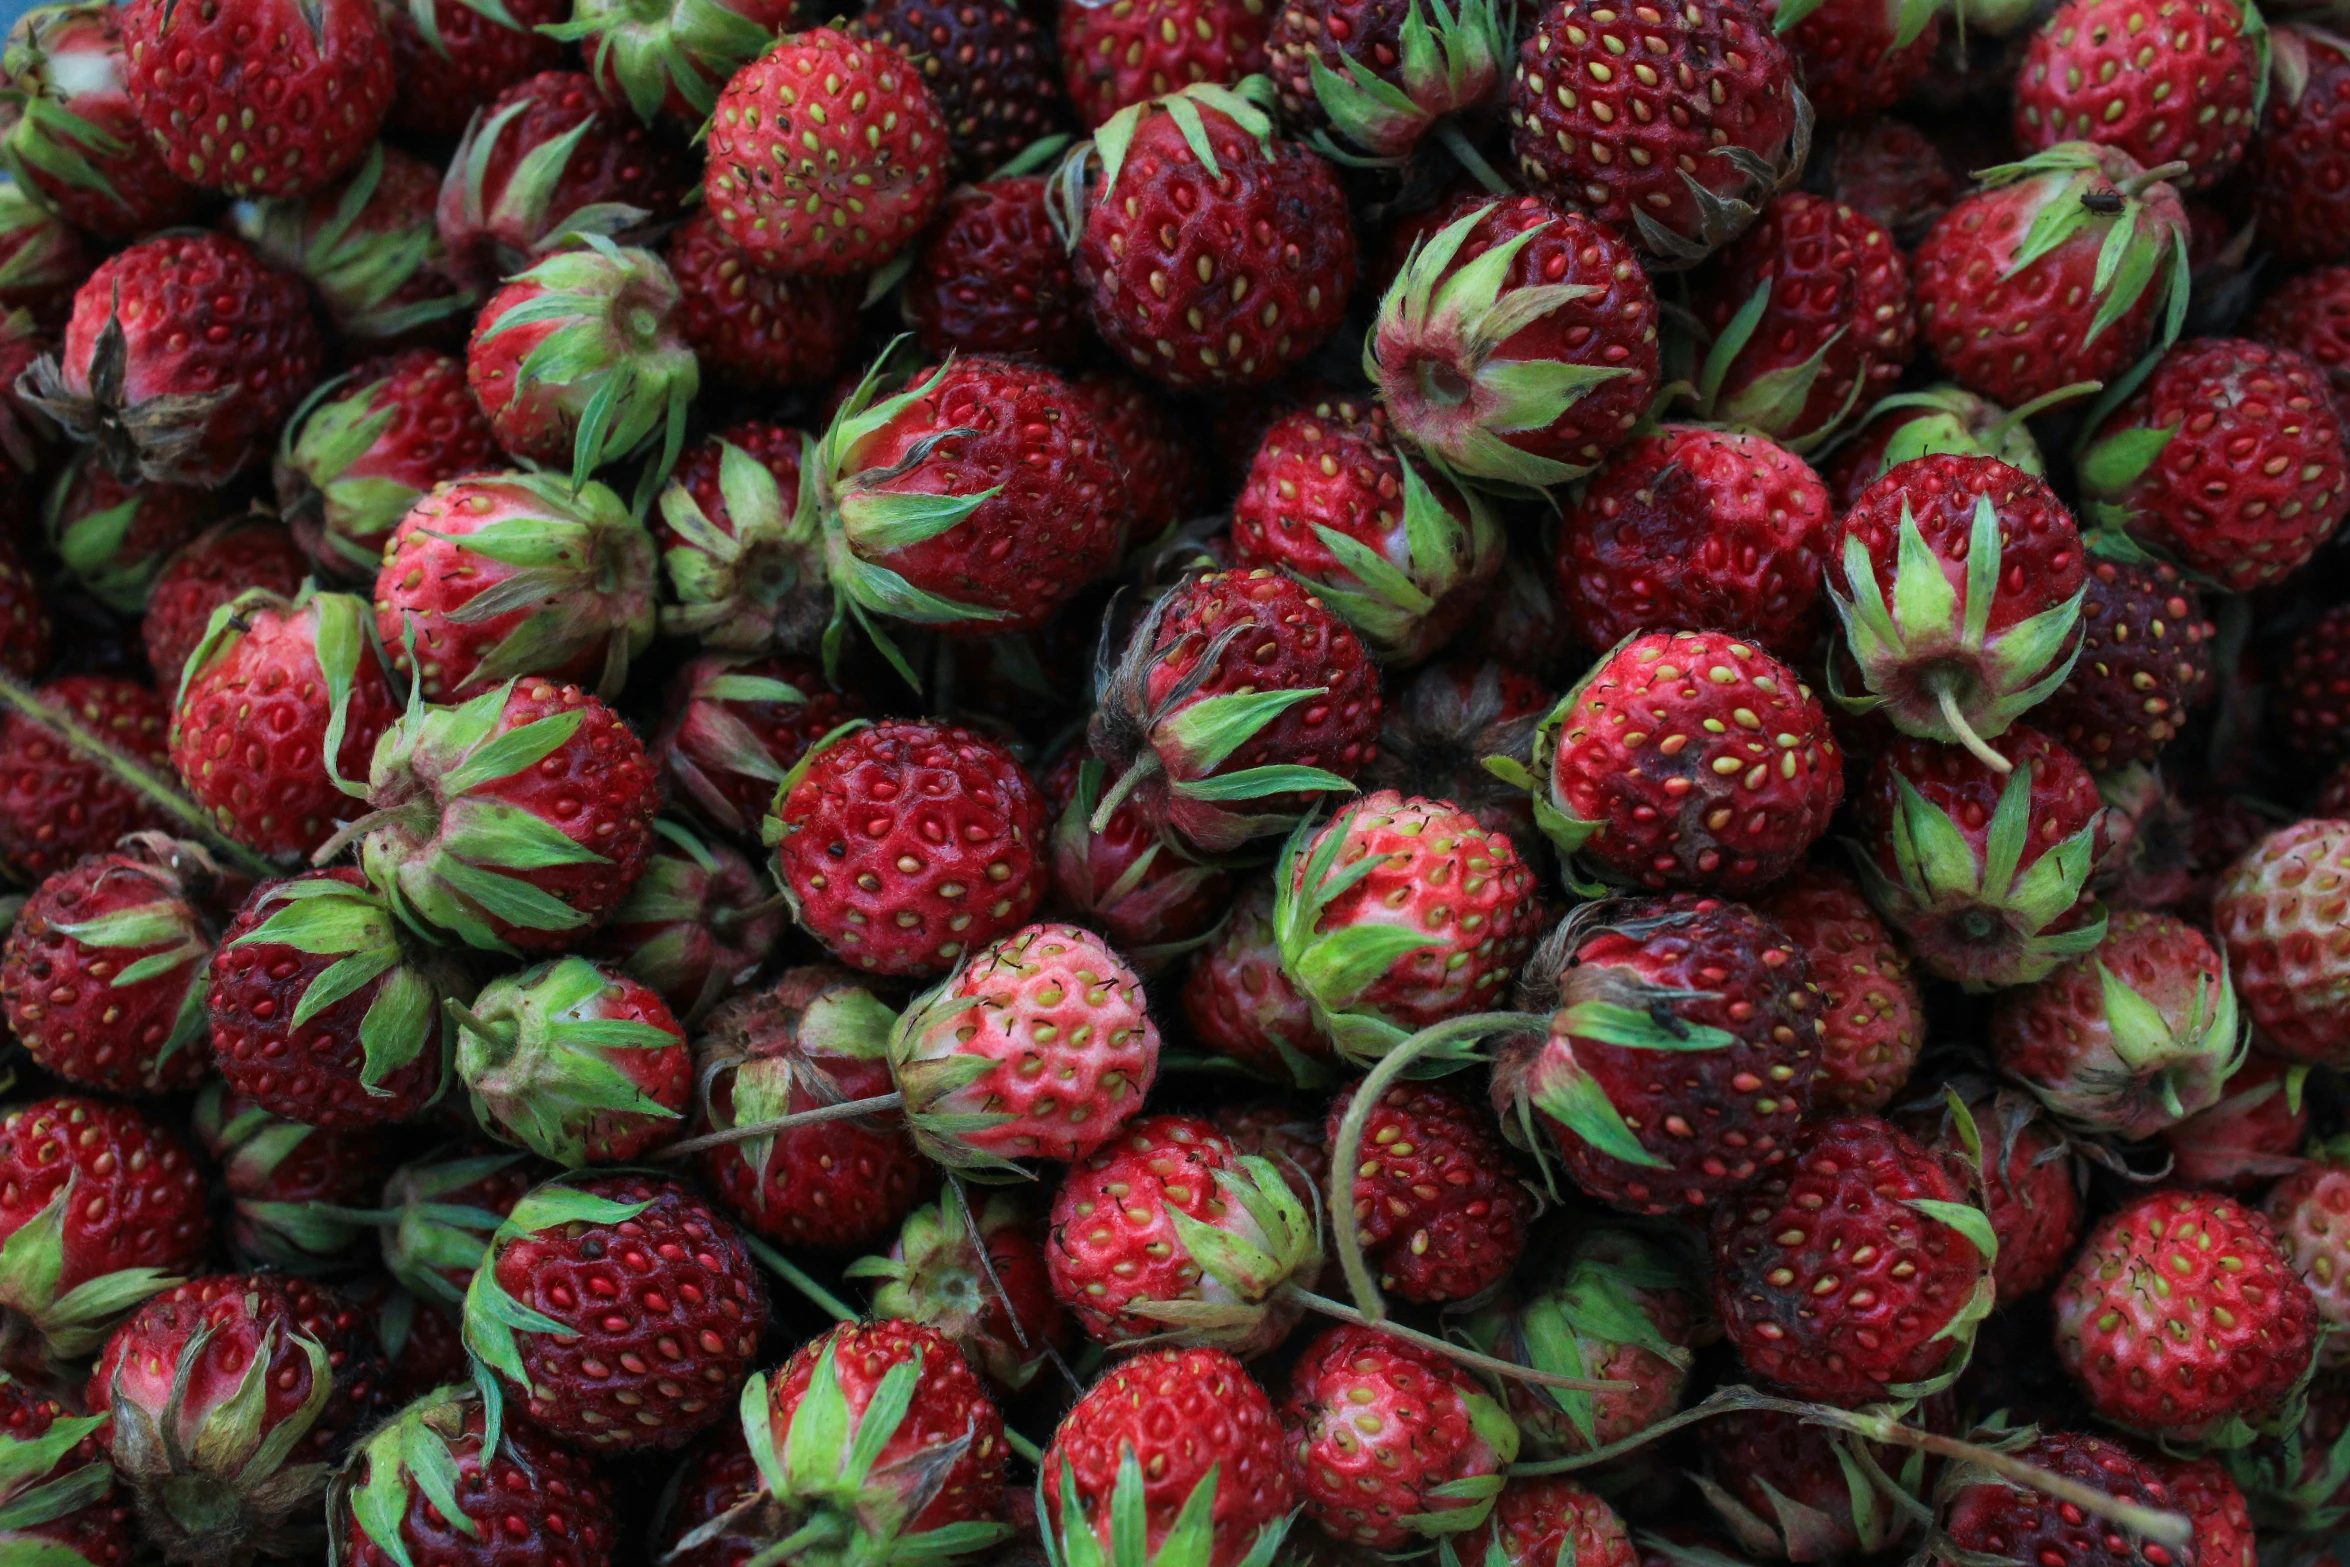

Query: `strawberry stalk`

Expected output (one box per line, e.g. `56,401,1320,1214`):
1278,1286,1629,1395
740,1232,859,1323
654,1092,907,1158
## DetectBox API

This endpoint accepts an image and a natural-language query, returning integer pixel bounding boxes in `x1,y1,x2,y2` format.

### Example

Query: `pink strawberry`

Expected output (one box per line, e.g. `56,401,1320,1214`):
140,517,308,692
654,652,867,840
452,957,692,1165
2211,817,2350,1067
2266,1139,2350,1366
1180,876,1336,1084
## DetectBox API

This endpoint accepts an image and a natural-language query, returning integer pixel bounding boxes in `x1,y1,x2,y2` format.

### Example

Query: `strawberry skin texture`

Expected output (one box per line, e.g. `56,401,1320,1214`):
1041,1347,1292,1567
338,1390,616,1567
0,0,205,239
1936,1432,2188,1567
1327,1078,1532,1303
1068,371,1211,543
1711,1113,1990,1405
0,676,177,881
1557,426,1833,658
2015,0,2261,188
2053,1188,2319,1440
858,0,1064,174
1902,1087,2083,1303
141,521,308,692
1756,863,1922,1114
768,1320,1008,1527
2280,606,2350,763
2212,817,2350,1066
2038,559,2214,770
655,1425,761,1567
905,177,1091,366
45,455,224,616
656,653,864,840
1044,752,1231,958
2162,1050,2308,1192
1759,0,1937,122
0,1097,208,1302
2148,1454,2255,1567
1056,0,1271,127
2266,1146,2350,1364
0,536,49,681
381,0,564,137
1457,1479,1636,1567
667,209,861,392
2247,25,2350,267
1179,877,1334,1079
771,722,1047,978
0,1374,131,1566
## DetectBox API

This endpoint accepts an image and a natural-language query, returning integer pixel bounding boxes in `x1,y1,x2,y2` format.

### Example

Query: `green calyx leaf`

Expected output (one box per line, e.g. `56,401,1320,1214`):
452,956,683,1166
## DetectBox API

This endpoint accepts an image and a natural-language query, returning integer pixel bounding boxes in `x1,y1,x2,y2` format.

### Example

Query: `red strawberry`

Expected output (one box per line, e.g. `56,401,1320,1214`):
2079,336,2349,591
375,472,658,702
0,674,177,882
858,0,1064,174
1046,754,1231,967
2162,1050,2310,1191
652,1425,760,1567
2036,558,2215,771
1933,1432,2188,1567
0,836,224,1096
381,0,564,138
275,349,503,583
1266,0,1505,158
2147,1454,2255,1567
1902,1081,2084,1304
655,653,866,840
1363,661,1548,846
654,422,814,652
551,0,793,125
2015,0,2262,188
1327,1078,1532,1303
905,172,1092,366
351,677,660,953
140,517,308,692
1756,862,1922,1114
704,28,950,276
0,0,204,238
1369,193,1659,489
42,453,224,614
1506,0,1805,263
461,1172,768,1452
589,821,783,1024
1557,425,1833,658
1056,0,1270,127
1761,0,1938,123
1067,369,1211,547
207,867,461,1129
1066,83,1356,391
848,1194,1071,1390
1180,876,1336,1083
2280,607,2350,762
667,209,862,392
769,720,1048,978
0,1371,130,1566
0,533,48,680
1491,894,1820,1215
453,956,692,1165
232,145,475,349
1458,1479,1637,1567
190,1083,392,1272
2266,1140,2350,1367
2211,817,2350,1066
2246,24,2350,268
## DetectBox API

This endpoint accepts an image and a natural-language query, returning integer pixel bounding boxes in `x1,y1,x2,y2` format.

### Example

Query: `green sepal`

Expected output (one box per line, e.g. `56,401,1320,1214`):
451,956,684,1166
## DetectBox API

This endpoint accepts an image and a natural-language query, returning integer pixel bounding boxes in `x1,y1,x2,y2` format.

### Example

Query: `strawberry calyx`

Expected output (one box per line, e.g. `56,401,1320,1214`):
1048,759,1231,971
189,1085,372,1270
1046,80,1282,253
356,1148,535,1311
441,90,659,283
1042,1444,1294,1567
1117,1150,1322,1352
0,1390,111,1543
658,428,831,652
845,1194,1058,1392
1836,382,2088,495
0,1175,187,1361
0,2,145,216
541,0,775,123
448,955,687,1166
231,144,479,344
596,818,787,1022
1299,0,1508,164
19,295,238,489
275,368,430,581
331,1384,492,1566
661,972,900,1165
41,832,220,1074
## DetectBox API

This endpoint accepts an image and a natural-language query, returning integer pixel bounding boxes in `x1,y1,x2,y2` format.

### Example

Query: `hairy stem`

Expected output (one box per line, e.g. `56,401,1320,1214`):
1284,1288,1630,1394
1930,678,2011,773
1434,121,1512,196
654,1093,905,1159
742,1234,858,1323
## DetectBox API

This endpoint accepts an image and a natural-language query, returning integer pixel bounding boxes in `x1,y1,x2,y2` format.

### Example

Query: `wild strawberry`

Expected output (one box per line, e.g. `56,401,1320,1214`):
2250,268,2350,425
2036,559,2214,771
350,678,661,954
2147,1454,2255,1567
1557,425,1833,658
2212,817,2350,1067
1459,1479,1636,1567
0,1372,129,1566
232,145,476,350
42,453,224,614
1042,1347,1294,1567
704,28,950,276
1761,0,1938,123
1363,662,1548,846
769,720,1047,978
373,1147,543,1311
462,1172,768,1452
0,534,48,681
1267,0,1507,158
375,472,658,703
550,0,793,125
1826,114,1956,240
1506,0,1806,263
190,1083,391,1272
2245,23,2350,268
1063,83,1356,391
1756,863,1921,1114
2163,1050,2310,1191
1933,1432,2187,1567
651,1425,760,1567
904,170,1090,366
169,588,402,864
1068,368,1212,545
1492,894,1820,1215
0,674,176,882
1046,755,1232,967
859,0,1064,174
1229,393,1502,664
1695,1409,1915,1560
1712,1112,1996,1405
1369,193,1659,489
2265,1139,2350,1365
2279,607,2350,764
848,1194,1072,1389
0,837,224,1096
655,653,865,841
1056,0,1270,127
465,239,699,487
1499,629,1843,894
1089,569,1380,856
119,0,392,198
694,965,933,1250
141,518,308,692
1912,143,2190,408
1327,1078,1531,1304
91,1273,384,1562
1048,1114,1319,1354
2055,1188,2320,1441
2080,336,2349,590
0,0,204,238
1903,1081,2084,1304
331,1383,617,1567
2015,0,2261,188
436,70,689,290
667,209,862,392
381,0,563,138
452,957,691,1165
1181,876,1336,1083
589,821,782,1024
275,350,503,584
1270,790,1539,1063
207,867,461,1129
20,231,327,488
1825,382,2057,511
355,1278,473,1406
1282,1322,1520,1547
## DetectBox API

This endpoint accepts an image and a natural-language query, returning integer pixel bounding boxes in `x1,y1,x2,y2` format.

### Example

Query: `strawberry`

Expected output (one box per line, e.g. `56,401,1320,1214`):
2211,817,2350,1066
549,0,793,126
380,0,563,138
1368,193,1659,489
1856,727,2107,988
2245,24,2350,268
465,238,699,488
1824,383,2055,511
905,172,1095,367
1760,0,1939,123
653,1425,762,1567
1902,1081,2084,1304
1180,876,1336,1083
22,230,326,489
374,472,658,703
2036,559,2214,771
654,423,812,653
1712,1112,1996,1406
1068,369,1212,546
858,0,1065,174
42,453,224,614
1327,1078,1531,1304
462,1172,768,1453
0,1372,129,1566
351,1277,473,1408
1089,569,1380,856
1063,82,1356,391
1756,862,1922,1114
2266,1139,2350,1366
1041,1347,1294,1567
1363,661,1549,846
1506,0,1806,263
452,956,692,1165
90,1273,385,1564
140,517,308,692
589,821,783,1024
703,28,950,276
848,1193,1071,1393
1459,1479,1636,1567
190,1083,391,1272
1695,1409,1916,1561
769,720,1048,978
0,0,204,239
1828,454,2088,769
275,350,503,584
2053,1188,2319,1442
2162,1050,2310,1191
694,966,932,1250
1497,629,1843,895
371,1147,544,1312
1933,1432,2188,1567
1828,116,1958,239
2079,336,2349,591
1491,894,1819,1215
2147,1454,2255,1567
1556,425,1833,659
207,867,462,1129
1270,790,1539,1063
331,1383,617,1567
119,0,392,198
1056,0,1271,127
1047,1114,1318,1354
0,534,48,680
1046,754,1232,967
349,677,661,954
655,653,866,840
231,145,476,350
667,209,862,392
1229,392,1502,664
2015,0,2262,188
1912,143,2190,408
0,675,178,881
2281,607,2350,762
1265,0,1507,158
1992,910,2240,1139
1280,1321,1520,1548
169,587,403,864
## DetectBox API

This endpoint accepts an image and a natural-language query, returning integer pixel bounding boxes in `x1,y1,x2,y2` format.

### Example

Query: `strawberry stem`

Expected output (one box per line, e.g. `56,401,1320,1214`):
1003,1427,1045,1466
1929,677,2012,773
1986,380,2104,447
1433,122,1512,196
741,1233,859,1323
654,1092,906,1158
2117,160,2192,198
1088,753,1159,834
1283,1287,1630,1394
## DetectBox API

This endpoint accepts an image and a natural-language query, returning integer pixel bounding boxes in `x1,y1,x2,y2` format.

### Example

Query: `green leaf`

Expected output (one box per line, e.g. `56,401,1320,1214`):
1159,687,1327,773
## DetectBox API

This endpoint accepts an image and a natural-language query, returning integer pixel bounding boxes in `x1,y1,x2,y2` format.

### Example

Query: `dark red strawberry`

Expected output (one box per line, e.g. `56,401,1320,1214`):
667,208,861,393
1046,752,1230,967
190,1083,392,1272
42,452,223,614
1327,1078,1532,1303
2036,558,2215,771
858,0,1065,174
2247,24,2350,268
1757,862,1922,1113
1056,0,1271,128
381,0,564,137
1363,660,1549,845
0,1369,131,1566
905,171,1090,366
0,674,178,881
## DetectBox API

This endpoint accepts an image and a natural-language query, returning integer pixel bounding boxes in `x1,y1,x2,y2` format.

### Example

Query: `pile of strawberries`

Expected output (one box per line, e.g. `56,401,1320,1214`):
0,0,2345,1557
